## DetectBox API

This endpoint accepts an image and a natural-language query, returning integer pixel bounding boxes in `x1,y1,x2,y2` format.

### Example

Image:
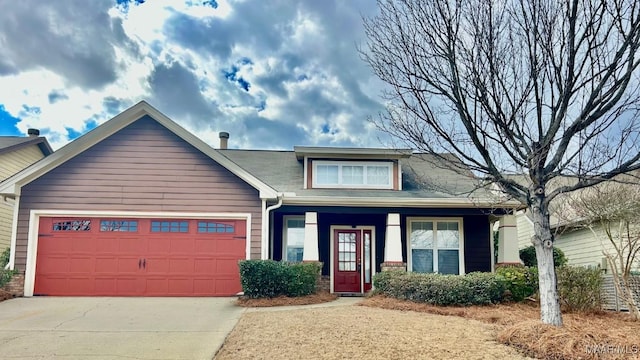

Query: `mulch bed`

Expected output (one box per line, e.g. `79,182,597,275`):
361,296,640,360
236,292,339,307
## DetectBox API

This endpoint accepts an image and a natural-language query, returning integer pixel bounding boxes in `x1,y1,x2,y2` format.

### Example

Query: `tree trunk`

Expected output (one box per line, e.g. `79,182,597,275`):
530,194,564,326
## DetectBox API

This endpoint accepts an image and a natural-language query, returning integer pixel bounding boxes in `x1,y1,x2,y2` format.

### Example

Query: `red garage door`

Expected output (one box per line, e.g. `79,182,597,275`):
34,217,246,296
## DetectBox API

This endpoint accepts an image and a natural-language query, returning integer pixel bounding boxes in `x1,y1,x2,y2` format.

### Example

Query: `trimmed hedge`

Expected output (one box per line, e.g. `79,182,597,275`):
496,265,538,302
372,271,505,306
239,260,321,298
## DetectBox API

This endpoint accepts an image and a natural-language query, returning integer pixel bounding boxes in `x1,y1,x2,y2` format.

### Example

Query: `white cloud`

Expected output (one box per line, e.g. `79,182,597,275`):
0,0,387,150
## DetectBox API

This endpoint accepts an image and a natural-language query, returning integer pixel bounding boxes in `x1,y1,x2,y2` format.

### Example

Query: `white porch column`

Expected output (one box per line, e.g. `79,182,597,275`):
382,213,405,271
302,212,319,261
497,214,521,265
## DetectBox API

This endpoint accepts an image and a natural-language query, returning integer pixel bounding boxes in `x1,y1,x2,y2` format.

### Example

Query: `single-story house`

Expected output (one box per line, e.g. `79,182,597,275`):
0,101,521,297
0,131,53,250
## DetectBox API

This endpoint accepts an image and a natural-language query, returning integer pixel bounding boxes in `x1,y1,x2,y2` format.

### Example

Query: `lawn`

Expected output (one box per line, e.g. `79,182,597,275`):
216,295,640,360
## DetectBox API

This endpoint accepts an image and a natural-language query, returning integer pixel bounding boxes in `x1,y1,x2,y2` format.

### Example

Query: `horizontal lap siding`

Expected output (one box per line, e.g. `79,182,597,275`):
516,212,534,249
0,145,47,249
15,116,262,271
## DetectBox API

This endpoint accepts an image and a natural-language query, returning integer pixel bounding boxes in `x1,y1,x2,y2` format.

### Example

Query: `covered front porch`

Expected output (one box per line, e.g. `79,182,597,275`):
268,206,519,294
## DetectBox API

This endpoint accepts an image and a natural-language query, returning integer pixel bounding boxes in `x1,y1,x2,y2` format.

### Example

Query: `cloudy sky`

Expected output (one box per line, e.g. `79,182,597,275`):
0,0,388,150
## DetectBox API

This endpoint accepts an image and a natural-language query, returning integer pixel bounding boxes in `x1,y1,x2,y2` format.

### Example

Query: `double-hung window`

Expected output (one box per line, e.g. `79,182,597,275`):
283,216,305,262
313,161,393,189
408,219,464,275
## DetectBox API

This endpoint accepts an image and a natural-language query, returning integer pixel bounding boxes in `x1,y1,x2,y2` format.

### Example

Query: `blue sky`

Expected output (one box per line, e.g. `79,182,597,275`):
0,0,386,150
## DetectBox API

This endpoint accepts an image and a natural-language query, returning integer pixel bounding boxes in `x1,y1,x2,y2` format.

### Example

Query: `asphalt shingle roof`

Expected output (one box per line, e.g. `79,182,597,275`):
218,149,492,199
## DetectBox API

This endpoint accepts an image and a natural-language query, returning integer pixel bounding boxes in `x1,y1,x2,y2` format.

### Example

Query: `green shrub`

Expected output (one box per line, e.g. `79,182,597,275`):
556,265,603,312
0,248,15,288
372,271,505,306
519,245,568,267
496,265,538,302
239,260,321,298
286,262,322,297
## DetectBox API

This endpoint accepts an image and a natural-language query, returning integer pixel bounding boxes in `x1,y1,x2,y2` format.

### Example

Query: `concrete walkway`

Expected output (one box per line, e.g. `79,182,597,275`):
243,296,363,313
0,297,244,360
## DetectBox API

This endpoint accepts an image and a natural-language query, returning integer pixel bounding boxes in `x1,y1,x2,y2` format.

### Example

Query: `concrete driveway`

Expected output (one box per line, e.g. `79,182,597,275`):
0,297,244,360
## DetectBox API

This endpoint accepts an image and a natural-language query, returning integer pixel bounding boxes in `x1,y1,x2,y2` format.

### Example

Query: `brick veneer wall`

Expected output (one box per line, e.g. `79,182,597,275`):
2,272,24,297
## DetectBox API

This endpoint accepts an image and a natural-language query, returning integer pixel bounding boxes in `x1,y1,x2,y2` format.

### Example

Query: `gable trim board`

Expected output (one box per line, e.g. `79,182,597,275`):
23,209,252,296
0,137,53,157
0,101,278,200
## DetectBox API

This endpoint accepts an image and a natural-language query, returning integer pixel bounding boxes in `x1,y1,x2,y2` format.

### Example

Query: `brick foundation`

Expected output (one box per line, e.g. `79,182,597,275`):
381,261,407,272
2,272,24,297
317,275,330,293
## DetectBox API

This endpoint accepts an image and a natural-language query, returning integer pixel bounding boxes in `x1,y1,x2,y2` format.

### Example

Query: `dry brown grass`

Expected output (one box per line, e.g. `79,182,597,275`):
216,303,529,360
361,296,640,360
236,292,339,307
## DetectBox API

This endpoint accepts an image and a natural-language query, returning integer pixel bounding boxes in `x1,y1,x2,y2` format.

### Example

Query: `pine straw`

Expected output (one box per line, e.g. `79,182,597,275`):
361,296,640,360
236,292,339,307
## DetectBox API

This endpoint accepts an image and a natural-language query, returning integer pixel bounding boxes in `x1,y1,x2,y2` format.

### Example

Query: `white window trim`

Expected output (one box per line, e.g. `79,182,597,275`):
282,215,305,262
312,160,393,189
406,217,465,275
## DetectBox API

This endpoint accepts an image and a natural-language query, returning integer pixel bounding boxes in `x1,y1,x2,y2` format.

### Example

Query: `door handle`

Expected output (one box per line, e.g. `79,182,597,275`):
143,259,146,269
138,259,142,269
357,263,361,273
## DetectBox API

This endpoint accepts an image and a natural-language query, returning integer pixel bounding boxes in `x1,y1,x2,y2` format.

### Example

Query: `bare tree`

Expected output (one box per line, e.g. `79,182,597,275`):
361,0,640,326
568,182,640,320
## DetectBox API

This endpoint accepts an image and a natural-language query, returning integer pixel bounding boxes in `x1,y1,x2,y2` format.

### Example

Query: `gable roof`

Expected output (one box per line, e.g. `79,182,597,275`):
0,101,278,199
220,149,520,208
0,136,53,156
508,172,640,229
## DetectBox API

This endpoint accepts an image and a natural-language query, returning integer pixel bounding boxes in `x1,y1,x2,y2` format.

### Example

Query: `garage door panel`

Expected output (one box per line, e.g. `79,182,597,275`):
217,240,245,254
145,278,169,295
145,257,170,273
34,276,67,295
194,259,216,273
117,238,147,253
115,278,143,295
148,237,171,253
67,277,94,294
216,259,240,275
169,258,192,273
37,256,70,273
195,239,217,253
168,278,193,294
71,239,95,253
69,257,93,273
171,239,195,253
35,217,246,296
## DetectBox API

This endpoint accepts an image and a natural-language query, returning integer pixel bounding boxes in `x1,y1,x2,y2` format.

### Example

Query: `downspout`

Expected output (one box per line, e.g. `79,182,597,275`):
4,195,18,270
262,194,283,259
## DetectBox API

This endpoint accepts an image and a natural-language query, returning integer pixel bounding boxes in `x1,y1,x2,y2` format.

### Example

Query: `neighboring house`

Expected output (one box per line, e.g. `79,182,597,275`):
0,131,53,250
515,176,640,271
0,101,520,297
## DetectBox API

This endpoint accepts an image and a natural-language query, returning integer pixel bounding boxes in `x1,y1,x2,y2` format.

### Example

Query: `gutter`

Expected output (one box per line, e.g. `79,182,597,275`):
261,194,283,259
280,195,523,209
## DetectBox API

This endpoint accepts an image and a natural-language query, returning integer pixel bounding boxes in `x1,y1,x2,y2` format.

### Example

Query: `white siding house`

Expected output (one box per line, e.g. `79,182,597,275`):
0,134,52,250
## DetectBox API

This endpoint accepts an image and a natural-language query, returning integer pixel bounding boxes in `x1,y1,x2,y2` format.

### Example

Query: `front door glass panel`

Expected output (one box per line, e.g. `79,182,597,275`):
338,232,357,271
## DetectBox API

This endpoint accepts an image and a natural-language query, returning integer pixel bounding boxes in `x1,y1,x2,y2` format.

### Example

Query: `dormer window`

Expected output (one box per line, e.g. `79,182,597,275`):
312,161,393,189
